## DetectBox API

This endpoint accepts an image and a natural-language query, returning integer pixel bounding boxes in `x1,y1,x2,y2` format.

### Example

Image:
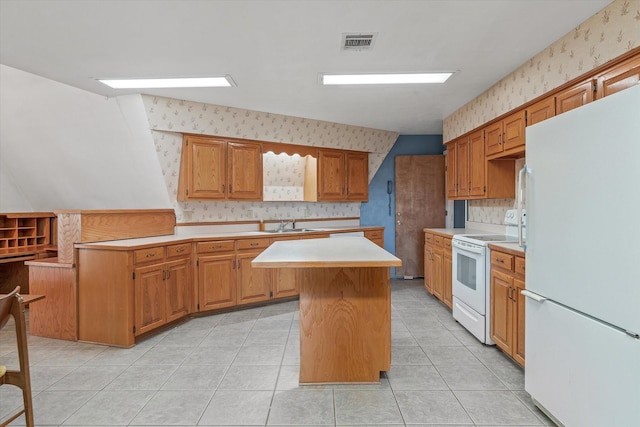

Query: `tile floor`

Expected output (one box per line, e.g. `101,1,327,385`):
0,279,553,426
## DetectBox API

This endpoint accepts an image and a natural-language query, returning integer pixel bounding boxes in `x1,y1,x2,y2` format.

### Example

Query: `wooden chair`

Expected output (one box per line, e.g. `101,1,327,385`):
0,287,34,427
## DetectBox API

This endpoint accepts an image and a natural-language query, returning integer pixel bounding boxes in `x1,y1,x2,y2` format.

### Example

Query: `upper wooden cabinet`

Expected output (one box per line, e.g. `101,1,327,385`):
178,135,263,201
555,79,596,115
446,132,514,201
525,96,556,127
485,110,526,159
596,54,640,99
317,149,369,201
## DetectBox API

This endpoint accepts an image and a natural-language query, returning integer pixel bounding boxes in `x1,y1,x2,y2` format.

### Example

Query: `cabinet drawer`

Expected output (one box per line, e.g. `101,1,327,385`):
197,240,235,254
365,230,383,239
134,247,165,264
237,238,271,251
491,250,514,271
425,233,434,243
167,243,191,259
515,257,526,276
433,235,444,246
444,238,452,249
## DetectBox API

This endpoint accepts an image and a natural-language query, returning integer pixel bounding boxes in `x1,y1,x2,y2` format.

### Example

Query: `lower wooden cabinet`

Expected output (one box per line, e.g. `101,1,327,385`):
237,250,272,304
424,231,453,309
490,247,526,367
198,253,237,311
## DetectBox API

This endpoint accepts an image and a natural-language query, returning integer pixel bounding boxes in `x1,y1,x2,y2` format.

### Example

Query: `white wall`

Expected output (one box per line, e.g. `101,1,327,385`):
0,65,170,212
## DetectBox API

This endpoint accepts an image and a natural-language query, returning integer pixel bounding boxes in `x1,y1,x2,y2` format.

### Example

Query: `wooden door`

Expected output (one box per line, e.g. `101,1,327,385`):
395,156,445,278
184,136,227,200
490,270,513,354
596,55,640,99
556,79,595,114
455,139,469,197
432,247,444,300
227,142,263,200
165,258,191,323
134,263,166,335
502,110,526,151
423,235,433,293
317,150,346,200
484,122,503,156
345,152,369,201
443,248,453,309
237,251,272,304
513,277,526,366
445,142,457,199
468,130,485,197
526,97,555,126
198,254,236,311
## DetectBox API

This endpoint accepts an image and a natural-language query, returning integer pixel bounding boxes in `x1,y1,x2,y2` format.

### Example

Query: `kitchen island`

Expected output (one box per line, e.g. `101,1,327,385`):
252,237,401,384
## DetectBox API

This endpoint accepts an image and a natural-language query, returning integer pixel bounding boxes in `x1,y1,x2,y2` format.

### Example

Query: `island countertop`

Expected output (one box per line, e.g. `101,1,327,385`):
252,236,402,269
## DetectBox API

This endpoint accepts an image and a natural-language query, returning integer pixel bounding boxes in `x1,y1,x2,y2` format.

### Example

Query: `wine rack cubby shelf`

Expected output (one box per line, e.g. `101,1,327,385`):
0,213,55,252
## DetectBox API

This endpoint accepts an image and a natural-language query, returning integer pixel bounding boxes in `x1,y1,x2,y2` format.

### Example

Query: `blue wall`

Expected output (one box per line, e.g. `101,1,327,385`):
360,134,445,276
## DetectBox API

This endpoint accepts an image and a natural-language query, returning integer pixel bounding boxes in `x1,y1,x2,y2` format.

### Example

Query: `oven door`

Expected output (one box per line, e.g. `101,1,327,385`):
452,239,486,315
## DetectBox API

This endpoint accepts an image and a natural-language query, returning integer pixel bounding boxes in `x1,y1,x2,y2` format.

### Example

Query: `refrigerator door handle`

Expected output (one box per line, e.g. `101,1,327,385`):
517,165,528,250
521,289,547,303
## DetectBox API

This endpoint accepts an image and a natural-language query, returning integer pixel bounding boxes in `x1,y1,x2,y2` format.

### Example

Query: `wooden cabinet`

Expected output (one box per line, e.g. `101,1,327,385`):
196,240,237,311
490,247,526,367
525,96,555,127
423,231,452,309
596,54,640,99
364,229,384,247
485,110,526,159
317,149,369,201
446,132,515,201
178,135,263,201
556,79,595,115
236,238,272,304
0,212,54,251
133,245,192,336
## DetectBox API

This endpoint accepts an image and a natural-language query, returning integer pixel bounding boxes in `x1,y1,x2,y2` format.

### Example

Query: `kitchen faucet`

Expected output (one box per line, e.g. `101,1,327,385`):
278,219,296,232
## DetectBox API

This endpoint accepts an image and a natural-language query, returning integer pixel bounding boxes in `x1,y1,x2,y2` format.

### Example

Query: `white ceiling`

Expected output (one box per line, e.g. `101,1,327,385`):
0,0,611,134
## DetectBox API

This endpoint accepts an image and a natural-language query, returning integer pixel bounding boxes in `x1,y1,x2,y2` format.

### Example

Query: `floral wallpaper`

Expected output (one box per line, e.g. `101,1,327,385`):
447,0,639,226
444,0,640,141
263,152,307,201
143,96,397,222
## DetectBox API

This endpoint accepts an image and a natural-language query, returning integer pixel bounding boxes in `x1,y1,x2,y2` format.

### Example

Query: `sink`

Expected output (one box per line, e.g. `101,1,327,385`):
263,228,317,233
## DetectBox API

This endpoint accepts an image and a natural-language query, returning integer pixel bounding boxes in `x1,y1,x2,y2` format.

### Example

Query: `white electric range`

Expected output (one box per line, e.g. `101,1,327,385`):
451,210,524,345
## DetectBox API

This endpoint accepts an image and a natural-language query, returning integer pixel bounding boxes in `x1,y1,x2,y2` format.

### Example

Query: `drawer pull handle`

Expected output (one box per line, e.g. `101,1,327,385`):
175,247,185,253
497,259,504,263
250,243,259,246
146,253,156,258
213,245,222,249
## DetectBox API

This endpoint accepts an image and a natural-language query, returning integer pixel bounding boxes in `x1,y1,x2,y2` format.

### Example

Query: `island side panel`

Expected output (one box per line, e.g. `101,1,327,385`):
298,266,391,384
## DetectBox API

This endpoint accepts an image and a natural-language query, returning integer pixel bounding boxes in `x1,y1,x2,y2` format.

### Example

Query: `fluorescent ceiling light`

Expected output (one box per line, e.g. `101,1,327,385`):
98,76,235,89
321,72,452,85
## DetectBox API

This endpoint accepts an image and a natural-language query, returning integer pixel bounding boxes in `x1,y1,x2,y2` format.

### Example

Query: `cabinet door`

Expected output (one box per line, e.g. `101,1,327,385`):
184,136,227,200
227,142,263,200
556,79,595,115
490,269,513,354
445,143,457,199
273,268,298,299
513,277,526,367
455,138,469,197
484,122,503,156
165,258,191,323
443,249,453,309
596,55,640,99
134,263,166,335
502,110,526,152
237,251,272,304
432,247,444,300
423,244,433,294
468,130,485,197
317,150,346,200
198,254,236,311
345,152,369,201
526,97,555,126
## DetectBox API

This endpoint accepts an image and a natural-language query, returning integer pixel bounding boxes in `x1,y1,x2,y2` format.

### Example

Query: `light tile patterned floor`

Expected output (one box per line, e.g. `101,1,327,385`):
0,279,553,426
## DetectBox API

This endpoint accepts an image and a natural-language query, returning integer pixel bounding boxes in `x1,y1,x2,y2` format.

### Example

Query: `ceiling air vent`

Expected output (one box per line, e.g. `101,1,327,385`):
341,33,377,51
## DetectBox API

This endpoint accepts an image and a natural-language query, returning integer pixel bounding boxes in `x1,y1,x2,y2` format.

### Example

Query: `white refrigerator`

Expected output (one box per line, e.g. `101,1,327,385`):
522,84,640,426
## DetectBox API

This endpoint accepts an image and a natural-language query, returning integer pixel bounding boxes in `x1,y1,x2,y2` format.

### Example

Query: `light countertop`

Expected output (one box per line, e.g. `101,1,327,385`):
488,242,526,256
423,228,488,236
252,237,401,268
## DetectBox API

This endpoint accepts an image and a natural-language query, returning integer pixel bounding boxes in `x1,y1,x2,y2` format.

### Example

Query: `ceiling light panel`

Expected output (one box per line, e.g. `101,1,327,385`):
98,76,236,89
321,72,453,85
